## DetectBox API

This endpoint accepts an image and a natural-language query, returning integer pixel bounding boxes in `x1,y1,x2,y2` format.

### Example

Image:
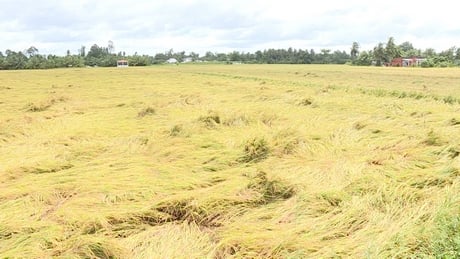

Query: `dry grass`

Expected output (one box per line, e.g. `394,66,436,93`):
0,65,459,258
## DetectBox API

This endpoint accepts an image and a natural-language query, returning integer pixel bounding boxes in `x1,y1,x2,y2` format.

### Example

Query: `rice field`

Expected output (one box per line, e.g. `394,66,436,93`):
0,64,459,258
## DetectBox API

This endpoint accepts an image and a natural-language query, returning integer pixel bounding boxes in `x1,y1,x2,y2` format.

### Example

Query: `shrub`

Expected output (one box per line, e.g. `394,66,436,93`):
421,60,434,68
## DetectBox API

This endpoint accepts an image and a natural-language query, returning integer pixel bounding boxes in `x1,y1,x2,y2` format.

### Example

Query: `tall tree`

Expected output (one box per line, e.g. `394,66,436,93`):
87,44,106,59
4,50,27,69
350,42,359,59
399,41,414,53
385,37,401,61
439,46,456,62
79,46,86,57
423,48,436,58
107,40,114,54
189,52,199,61
373,43,386,66
354,51,372,66
25,46,38,57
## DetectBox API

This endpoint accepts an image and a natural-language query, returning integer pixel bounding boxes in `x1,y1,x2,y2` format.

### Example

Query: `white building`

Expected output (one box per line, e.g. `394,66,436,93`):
117,60,129,67
182,57,193,63
166,58,178,64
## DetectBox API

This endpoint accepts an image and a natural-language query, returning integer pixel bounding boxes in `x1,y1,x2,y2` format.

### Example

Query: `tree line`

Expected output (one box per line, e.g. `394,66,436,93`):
351,37,460,67
0,38,459,70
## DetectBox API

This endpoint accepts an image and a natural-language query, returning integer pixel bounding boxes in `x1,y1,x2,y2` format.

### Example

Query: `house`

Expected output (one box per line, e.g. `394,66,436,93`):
182,57,193,63
117,60,128,67
166,58,178,64
391,57,426,67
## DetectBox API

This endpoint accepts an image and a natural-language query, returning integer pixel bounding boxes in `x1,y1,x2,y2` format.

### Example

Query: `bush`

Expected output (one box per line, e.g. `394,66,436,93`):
421,60,434,68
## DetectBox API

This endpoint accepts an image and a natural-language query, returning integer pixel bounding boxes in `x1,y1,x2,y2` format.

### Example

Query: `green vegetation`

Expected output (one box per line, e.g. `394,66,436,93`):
0,65,459,258
1,37,459,69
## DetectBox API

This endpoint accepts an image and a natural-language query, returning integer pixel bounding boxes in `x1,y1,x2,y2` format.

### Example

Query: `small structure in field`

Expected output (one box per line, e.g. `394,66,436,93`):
390,57,426,67
117,60,129,67
182,57,193,63
166,58,178,64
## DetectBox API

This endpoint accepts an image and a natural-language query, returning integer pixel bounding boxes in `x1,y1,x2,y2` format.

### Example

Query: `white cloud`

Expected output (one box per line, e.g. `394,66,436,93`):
0,0,458,55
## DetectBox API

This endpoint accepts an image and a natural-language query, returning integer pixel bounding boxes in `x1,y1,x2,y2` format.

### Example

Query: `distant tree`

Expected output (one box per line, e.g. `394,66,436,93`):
26,54,46,69
350,42,359,59
216,53,228,62
46,54,64,68
319,49,331,64
254,51,263,63
63,55,84,67
167,49,174,58
353,50,372,66
79,46,86,57
153,53,168,63
331,50,350,64
203,51,215,62
385,37,401,61
4,50,27,69
423,48,436,58
320,49,331,55
85,44,113,66
456,48,460,60
399,41,421,57
373,43,386,66
128,54,151,66
85,45,101,66
229,51,241,62
87,44,107,59
108,40,114,54
399,41,414,53
439,46,456,62
173,51,185,62
300,49,313,64
0,52,4,69
25,46,38,57
189,52,199,61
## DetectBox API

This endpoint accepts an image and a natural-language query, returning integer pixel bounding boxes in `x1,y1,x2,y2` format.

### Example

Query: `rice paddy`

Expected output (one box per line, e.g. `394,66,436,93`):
0,64,459,258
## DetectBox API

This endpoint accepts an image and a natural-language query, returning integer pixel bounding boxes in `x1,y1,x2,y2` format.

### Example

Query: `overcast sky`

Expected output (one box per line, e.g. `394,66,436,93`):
0,0,458,56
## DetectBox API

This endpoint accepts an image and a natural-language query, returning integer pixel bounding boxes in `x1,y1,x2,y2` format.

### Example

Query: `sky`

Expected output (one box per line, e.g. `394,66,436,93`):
0,0,459,56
